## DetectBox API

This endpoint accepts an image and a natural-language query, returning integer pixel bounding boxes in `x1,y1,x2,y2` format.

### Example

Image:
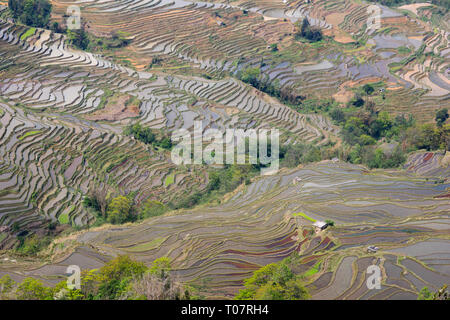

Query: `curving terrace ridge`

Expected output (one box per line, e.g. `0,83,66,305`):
2,161,448,298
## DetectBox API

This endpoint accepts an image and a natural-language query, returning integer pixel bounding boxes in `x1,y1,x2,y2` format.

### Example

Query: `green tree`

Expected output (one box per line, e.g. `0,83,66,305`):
348,144,362,164
296,18,322,42
16,278,53,300
329,108,346,123
0,274,16,299
240,67,261,87
417,124,441,150
107,195,133,224
371,111,392,138
149,257,172,278
236,262,309,300
435,108,449,127
67,28,90,50
97,255,147,299
359,134,376,145
363,84,375,95
124,123,156,145
53,281,84,300
418,287,433,300
325,219,335,226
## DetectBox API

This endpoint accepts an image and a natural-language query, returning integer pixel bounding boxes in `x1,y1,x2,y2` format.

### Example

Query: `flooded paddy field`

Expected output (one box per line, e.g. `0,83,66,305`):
2,162,448,298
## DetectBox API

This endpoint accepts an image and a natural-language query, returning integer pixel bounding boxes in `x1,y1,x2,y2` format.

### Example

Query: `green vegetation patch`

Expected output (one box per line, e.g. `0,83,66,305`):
236,253,310,300
125,238,165,252
20,27,36,41
19,130,41,140
58,206,75,224
304,261,321,277
293,212,316,222
164,174,174,187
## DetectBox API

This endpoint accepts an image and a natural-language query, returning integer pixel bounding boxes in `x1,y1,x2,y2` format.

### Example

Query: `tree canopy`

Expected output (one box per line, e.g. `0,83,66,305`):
435,108,449,127
107,195,133,224
8,0,52,28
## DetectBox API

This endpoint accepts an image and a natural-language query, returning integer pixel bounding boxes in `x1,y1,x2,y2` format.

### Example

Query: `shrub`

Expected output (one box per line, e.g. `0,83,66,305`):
16,278,53,300
140,200,168,219
435,108,449,127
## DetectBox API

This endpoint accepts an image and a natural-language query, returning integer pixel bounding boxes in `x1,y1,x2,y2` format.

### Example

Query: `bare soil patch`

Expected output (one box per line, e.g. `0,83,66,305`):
85,94,140,121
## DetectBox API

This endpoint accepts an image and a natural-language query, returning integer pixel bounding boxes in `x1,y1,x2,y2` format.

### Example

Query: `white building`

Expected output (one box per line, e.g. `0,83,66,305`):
313,221,328,231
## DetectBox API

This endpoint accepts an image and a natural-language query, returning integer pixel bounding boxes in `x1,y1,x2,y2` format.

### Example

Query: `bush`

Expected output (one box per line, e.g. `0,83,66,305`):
82,195,101,212
0,275,15,299
67,28,90,50
237,67,305,106
140,200,168,219
351,94,365,107
124,123,172,150
15,234,51,256
280,143,325,168
240,67,260,87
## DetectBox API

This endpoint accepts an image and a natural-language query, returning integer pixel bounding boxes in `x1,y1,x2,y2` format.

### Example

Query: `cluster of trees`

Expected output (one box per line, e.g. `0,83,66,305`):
8,0,132,51
0,256,190,300
335,109,413,146
124,123,172,150
11,220,60,256
295,18,323,42
67,28,131,51
329,86,449,168
83,191,169,225
236,255,310,300
280,142,327,168
15,234,52,256
66,29,90,50
238,67,305,105
8,0,52,28
170,164,259,209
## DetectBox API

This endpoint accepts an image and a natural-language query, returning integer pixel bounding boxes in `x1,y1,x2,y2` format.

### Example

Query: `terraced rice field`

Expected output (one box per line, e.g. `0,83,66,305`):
0,0,449,300
46,0,449,120
2,161,448,298
0,13,336,241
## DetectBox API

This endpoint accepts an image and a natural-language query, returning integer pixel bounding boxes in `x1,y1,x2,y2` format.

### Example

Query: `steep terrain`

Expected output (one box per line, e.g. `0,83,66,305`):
0,0,449,300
